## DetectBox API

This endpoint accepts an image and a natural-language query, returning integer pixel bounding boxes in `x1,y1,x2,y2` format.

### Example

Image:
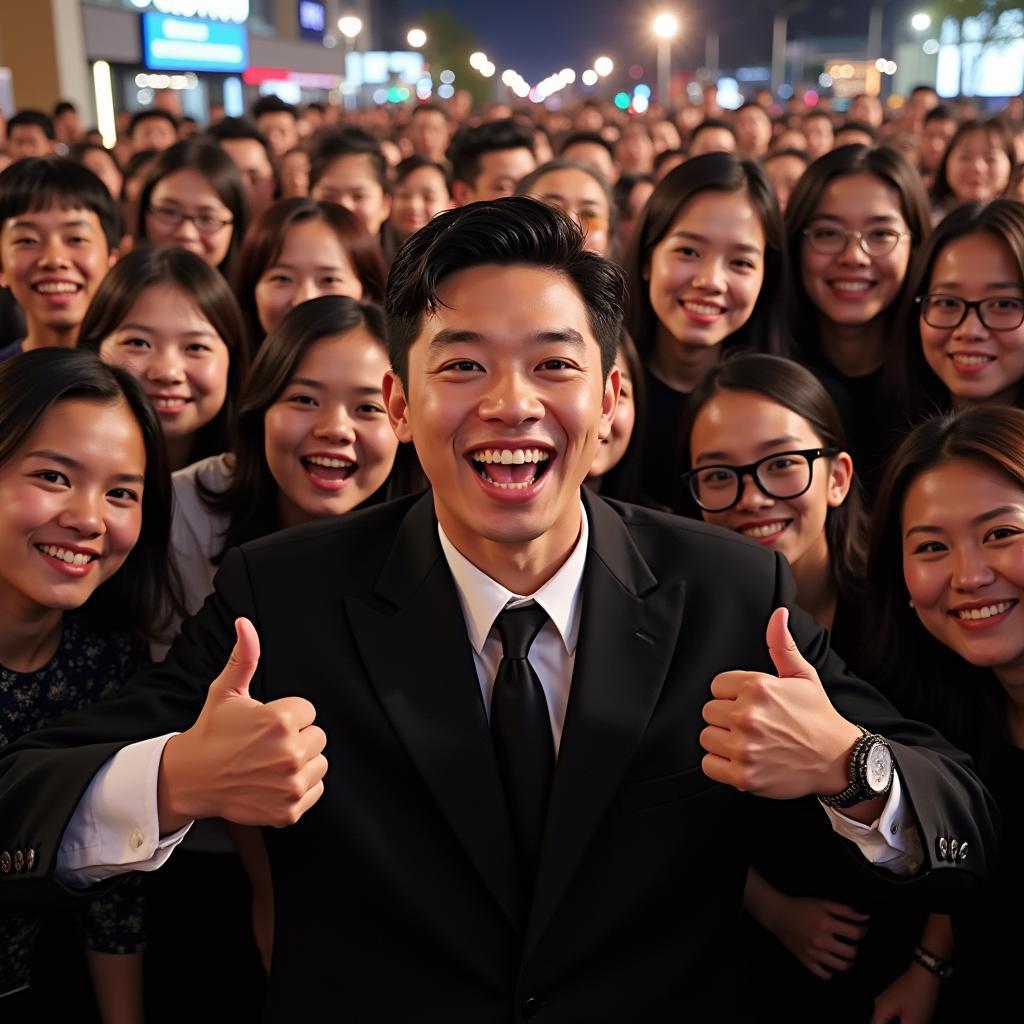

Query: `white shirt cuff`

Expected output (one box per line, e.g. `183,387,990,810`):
819,770,923,876
55,734,192,887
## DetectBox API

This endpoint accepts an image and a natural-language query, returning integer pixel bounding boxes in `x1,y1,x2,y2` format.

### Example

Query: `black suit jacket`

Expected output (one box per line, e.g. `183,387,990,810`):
0,491,998,1022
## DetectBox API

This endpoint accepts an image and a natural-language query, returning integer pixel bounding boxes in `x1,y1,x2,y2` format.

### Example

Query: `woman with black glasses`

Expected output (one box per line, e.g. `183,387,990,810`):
681,354,917,1023
887,199,1024,431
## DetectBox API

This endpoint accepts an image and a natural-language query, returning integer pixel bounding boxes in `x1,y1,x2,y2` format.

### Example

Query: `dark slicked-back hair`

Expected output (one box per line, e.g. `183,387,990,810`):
447,119,535,187
385,196,625,385
0,156,121,250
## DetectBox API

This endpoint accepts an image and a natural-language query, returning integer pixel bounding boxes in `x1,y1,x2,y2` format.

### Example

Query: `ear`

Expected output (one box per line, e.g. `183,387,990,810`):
383,369,413,444
826,451,854,508
107,245,120,269
598,364,621,442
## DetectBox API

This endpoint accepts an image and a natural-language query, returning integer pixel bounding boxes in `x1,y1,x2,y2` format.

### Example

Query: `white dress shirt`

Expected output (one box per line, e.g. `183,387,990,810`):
56,504,921,884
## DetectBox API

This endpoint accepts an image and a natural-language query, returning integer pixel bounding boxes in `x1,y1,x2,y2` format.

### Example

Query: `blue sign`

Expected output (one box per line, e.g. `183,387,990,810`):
298,1,325,41
141,12,248,73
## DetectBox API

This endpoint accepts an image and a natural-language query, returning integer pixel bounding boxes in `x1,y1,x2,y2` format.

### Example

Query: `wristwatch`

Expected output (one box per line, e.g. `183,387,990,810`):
819,728,894,809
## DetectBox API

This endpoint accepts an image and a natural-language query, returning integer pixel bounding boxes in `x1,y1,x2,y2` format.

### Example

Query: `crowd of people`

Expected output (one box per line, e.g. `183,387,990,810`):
0,79,1022,1022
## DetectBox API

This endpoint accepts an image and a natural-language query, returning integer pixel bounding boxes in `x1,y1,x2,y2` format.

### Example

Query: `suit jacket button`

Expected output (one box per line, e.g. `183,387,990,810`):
936,836,948,861
949,838,959,860
0,851,10,874
13,850,24,872
25,848,36,871
958,842,968,862
522,996,542,1019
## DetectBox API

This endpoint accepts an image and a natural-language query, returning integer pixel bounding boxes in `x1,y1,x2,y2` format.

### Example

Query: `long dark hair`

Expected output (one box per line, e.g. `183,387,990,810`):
234,197,387,348
624,152,788,359
886,199,1024,427
865,406,1023,773
785,144,932,369
930,117,1017,208
680,353,867,603
135,139,250,279
201,295,421,559
0,348,182,640
78,247,249,466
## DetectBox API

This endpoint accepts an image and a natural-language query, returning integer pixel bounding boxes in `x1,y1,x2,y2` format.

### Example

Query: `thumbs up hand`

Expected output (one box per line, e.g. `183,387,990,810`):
157,618,328,833
700,608,862,799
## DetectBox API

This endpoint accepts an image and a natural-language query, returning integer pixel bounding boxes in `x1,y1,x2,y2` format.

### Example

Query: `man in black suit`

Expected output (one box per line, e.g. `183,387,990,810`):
0,198,996,1021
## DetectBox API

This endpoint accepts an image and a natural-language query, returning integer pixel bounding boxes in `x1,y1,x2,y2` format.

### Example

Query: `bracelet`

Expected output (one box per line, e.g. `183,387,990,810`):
913,944,954,981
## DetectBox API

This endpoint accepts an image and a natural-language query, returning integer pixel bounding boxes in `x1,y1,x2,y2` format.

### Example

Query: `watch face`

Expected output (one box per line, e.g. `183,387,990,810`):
866,741,893,793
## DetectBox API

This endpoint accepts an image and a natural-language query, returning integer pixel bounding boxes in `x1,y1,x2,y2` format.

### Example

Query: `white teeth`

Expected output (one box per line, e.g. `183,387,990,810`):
34,282,80,294
470,448,550,464
306,455,351,469
832,281,872,292
951,354,993,366
487,480,534,490
154,398,186,409
740,522,787,539
956,601,1014,621
683,301,723,315
38,544,94,565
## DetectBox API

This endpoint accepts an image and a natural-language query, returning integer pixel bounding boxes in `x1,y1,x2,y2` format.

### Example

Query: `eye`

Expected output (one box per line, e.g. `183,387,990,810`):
731,257,757,270
441,359,482,373
991,298,1024,312
265,273,292,285
985,526,1023,542
675,245,700,258
108,487,140,503
538,357,575,371
912,540,948,554
121,336,150,349
357,402,386,415
33,469,70,486
811,227,843,243
287,393,318,406
186,342,212,354
868,229,899,245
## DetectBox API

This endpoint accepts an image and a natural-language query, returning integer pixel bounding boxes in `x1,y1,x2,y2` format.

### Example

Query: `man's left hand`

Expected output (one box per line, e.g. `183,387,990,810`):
700,607,861,799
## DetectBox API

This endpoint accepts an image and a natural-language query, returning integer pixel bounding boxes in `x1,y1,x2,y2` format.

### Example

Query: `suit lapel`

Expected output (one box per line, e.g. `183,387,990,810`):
344,493,520,928
525,494,687,958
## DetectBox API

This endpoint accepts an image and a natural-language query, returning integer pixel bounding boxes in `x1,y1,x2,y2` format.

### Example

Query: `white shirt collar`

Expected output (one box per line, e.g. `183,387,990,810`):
437,502,589,656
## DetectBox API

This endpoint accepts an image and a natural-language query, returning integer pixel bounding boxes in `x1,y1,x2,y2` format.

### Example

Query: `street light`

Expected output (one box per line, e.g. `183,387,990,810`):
652,12,679,106
594,56,614,77
338,16,362,111
407,28,426,49
911,12,931,32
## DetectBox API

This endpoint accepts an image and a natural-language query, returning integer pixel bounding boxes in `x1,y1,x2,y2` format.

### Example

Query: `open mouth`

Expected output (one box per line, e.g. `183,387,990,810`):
149,396,191,413
32,281,83,299
679,299,726,322
468,447,554,491
737,519,791,542
35,543,98,571
301,454,358,489
949,352,995,370
951,599,1017,623
829,280,875,296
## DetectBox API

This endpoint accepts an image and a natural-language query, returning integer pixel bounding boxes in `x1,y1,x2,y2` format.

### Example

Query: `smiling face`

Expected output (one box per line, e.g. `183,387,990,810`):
800,172,912,328
384,264,618,574
528,167,611,257
0,205,116,344
311,153,391,236
946,128,1012,203
144,167,235,268
98,285,229,456
902,457,1024,681
390,165,452,240
264,330,398,527
921,232,1024,406
587,350,635,480
255,218,364,334
647,189,767,349
689,389,852,572
0,398,144,620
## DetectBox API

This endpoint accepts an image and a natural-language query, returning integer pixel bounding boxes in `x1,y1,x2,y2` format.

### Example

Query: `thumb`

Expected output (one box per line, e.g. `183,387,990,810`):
209,617,261,700
766,607,816,681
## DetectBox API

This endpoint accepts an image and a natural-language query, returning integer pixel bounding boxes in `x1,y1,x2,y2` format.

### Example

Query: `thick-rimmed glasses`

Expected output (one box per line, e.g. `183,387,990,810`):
147,205,234,235
802,225,910,257
682,448,839,513
917,293,1024,331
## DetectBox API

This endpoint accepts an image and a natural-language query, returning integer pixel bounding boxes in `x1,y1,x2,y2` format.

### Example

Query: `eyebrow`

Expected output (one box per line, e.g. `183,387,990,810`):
667,229,762,255
10,217,94,230
23,449,146,485
905,504,1024,537
426,327,588,353
286,378,382,395
695,435,804,464
929,281,1024,291
117,323,218,338
267,261,347,272
808,213,902,225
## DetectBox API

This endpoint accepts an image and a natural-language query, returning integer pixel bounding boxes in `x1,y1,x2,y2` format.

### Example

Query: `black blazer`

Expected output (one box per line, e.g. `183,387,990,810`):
0,491,998,1022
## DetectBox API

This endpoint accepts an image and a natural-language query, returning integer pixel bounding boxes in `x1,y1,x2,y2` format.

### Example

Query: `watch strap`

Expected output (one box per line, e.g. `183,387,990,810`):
819,728,892,809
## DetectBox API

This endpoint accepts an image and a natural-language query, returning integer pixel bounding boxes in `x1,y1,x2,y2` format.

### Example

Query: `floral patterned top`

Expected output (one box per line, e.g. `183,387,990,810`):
0,612,148,996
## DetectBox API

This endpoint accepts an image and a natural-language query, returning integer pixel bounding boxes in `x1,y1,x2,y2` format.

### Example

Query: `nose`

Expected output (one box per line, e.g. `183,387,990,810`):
147,349,186,383
952,544,995,591
953,306,988,339
294,277,322,305
477,368,544,425
733,472,774,512
39,235,70,268
691,256,727,292
314,404,357,444
837,234,871,265
173,216,200,242
57,488,104,537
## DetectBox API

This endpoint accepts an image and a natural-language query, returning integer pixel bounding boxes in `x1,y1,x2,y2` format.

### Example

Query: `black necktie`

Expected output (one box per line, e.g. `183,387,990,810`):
490,603,555,899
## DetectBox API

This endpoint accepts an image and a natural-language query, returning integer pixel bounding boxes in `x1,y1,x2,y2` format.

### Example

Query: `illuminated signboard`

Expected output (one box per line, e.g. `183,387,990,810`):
130,0,249,26
298,1,325,41
142,12,248,73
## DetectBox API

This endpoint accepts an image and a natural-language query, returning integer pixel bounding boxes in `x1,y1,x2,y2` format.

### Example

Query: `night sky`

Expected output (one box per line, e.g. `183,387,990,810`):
396,1,885,85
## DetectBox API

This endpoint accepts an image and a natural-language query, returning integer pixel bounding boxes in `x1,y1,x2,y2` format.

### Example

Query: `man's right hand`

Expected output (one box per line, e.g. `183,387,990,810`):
157,617,328,833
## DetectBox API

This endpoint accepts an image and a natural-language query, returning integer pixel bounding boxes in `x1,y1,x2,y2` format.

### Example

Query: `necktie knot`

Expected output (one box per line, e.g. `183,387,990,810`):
495,603,549,660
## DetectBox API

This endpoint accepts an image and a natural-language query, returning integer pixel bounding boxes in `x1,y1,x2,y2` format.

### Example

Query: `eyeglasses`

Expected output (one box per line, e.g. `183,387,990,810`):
682,448,839,513
802,225,910,257
147,205,234,235
917,293,1024,331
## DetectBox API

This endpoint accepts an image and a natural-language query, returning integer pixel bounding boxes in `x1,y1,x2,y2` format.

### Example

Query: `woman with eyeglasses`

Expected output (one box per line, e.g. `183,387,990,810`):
785,145,931,495
516,159,616,259
134,140,250,281
680,354,917,1023
888,200,1024,429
